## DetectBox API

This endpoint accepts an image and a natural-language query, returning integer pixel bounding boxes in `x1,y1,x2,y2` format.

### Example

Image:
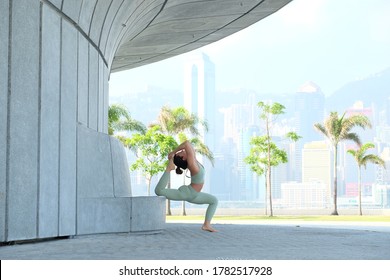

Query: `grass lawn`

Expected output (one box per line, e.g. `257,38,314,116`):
166,215,390,222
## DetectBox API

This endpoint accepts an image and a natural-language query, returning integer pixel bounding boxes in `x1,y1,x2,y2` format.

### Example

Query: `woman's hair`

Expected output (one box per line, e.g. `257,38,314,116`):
173,154,188,175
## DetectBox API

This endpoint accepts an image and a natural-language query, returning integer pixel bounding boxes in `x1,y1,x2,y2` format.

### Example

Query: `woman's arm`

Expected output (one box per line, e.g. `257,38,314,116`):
169,141,197,168
168,140,195,158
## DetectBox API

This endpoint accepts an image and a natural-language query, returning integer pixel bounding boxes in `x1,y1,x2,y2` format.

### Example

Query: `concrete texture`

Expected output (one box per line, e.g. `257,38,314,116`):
110,137,132,197
0,0,292,242
77,125,114,199
131,197,166,232
7,0,40,241
0,221,389,260
39,4,61,239
0,0,9,243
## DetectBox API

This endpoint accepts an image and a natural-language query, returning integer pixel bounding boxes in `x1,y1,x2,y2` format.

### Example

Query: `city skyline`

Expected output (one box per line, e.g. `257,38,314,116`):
109,0,390,208
114,52,390,209
109,0,390,98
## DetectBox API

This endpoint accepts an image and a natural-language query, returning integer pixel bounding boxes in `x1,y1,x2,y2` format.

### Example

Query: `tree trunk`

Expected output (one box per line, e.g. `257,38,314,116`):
266,118,273,217
358,167,362,216
182,201,187,216
264,173,267,216
267,167,273,217
331,145,339,215
166,176,172,215
182,174,186,215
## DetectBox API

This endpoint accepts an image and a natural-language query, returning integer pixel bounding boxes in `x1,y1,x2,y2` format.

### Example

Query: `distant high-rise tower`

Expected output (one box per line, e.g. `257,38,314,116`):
294,81,325,142
184,53,215,149
293,81,325,182
184,53,216,192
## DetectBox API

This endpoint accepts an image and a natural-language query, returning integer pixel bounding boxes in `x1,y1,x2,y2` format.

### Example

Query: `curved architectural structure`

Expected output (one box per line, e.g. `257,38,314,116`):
0,0,291,242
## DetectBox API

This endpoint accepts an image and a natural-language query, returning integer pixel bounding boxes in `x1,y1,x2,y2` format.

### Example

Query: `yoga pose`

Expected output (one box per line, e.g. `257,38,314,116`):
155,140,218,232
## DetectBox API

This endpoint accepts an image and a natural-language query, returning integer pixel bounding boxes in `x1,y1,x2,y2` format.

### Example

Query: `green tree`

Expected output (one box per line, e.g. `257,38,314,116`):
245,101,300,216
155,106,212,215
157,106,207,137
314,111,371,215
124,126,177,196
347,143,385,215
108,103,146,136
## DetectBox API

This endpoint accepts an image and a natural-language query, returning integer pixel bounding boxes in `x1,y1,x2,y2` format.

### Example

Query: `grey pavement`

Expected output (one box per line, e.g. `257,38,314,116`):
1,221,390,260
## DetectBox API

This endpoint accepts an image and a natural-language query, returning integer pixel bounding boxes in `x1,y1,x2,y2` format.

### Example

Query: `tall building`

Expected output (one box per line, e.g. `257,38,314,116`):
293,81,325,182
222,104,254,145
294,81,325,142
184,53,215,147
184,53,216,193
302,141,332,196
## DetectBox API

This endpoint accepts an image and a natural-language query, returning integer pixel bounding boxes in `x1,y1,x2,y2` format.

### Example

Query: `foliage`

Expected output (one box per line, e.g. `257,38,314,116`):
314,111,371,215
245,136,288,176
156,106,208,137
314,112,371,147
347,143,385,170
245,101,300,217
108,103,146,136
347,142,385,215
124,126,178,195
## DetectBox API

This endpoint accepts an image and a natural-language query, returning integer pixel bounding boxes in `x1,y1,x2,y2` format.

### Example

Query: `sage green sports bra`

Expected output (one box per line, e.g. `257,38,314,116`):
191,162,205,184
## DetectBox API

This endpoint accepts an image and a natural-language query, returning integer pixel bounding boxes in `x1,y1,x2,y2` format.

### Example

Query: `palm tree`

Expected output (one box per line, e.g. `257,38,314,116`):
347,143,385,215
155,106,212,215
314,111,371,215
108,104,146,136
156,106,208,137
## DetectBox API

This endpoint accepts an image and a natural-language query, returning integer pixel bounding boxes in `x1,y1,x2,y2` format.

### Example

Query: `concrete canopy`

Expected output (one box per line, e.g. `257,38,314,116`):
111,0,292,72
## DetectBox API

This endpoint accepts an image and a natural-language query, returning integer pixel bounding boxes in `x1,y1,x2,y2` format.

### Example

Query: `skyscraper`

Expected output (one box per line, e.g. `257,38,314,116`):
294,81,325,142
293,81,325,182
184,53,216,193
184,53,216,150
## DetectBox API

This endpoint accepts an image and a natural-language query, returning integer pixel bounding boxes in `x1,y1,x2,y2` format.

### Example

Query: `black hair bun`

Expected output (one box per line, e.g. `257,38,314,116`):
176,167,183,175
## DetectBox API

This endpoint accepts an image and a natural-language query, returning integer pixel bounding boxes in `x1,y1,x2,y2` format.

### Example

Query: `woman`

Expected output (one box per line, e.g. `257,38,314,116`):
155,140,218,232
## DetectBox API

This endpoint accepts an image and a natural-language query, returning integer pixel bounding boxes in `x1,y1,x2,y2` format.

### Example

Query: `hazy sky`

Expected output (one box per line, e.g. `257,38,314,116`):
109,0,390,98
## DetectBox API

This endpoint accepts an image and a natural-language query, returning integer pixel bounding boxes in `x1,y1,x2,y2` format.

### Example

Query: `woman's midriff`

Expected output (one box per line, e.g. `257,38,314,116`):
190,183,203,192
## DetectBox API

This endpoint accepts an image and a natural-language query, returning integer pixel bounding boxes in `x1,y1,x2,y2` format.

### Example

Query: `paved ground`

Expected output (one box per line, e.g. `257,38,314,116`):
1,221,390,260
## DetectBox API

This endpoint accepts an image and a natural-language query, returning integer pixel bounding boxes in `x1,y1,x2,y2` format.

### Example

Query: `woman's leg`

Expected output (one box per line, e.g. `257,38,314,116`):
188,191,218,231
155,172,193,201
154,171,170,196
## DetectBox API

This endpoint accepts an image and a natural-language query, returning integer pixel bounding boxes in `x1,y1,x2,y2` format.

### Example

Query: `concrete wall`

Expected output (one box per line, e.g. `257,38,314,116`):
0,0,291,242
0,0,156,242
0,0,9,242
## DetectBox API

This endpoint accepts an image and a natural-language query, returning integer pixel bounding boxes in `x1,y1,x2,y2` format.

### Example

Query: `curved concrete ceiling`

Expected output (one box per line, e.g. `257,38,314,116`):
49,0,291,73
111,0,292,72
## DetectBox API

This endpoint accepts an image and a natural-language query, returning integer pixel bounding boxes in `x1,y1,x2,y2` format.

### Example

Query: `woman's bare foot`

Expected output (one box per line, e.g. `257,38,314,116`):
202,221,218,232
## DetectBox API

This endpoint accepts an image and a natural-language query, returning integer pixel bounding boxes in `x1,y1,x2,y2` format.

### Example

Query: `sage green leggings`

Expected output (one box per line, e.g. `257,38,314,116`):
155,171,218,221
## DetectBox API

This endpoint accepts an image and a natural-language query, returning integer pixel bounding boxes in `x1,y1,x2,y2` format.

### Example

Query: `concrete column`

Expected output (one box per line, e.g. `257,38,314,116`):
7,0,40,241
38,3,61,238
59,19,78,237
0,0,9,242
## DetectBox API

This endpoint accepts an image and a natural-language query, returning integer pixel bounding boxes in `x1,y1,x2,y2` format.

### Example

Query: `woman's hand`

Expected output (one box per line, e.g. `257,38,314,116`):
166,157,175,171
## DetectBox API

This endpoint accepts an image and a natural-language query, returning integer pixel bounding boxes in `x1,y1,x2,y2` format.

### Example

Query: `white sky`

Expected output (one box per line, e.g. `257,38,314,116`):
109,0,390,97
